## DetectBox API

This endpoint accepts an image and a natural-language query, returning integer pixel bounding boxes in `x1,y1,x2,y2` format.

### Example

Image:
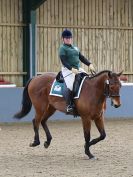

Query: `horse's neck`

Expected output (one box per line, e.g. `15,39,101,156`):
85,72,109,95
92,73,108,106
93,72,108,101
95,73,108,87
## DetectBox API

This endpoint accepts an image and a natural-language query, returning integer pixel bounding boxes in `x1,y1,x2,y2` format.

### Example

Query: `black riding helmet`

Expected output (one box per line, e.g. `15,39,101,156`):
62,29,72,38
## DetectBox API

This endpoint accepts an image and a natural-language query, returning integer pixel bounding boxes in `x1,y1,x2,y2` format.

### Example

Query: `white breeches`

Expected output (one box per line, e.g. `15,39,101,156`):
61,67,86,91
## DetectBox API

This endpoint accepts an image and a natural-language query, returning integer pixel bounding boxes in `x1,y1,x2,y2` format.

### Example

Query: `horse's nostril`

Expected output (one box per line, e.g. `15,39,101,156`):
114,104,121,108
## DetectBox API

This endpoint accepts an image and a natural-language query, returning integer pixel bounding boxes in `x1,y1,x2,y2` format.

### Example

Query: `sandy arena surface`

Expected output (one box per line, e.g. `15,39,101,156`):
0,119,133,177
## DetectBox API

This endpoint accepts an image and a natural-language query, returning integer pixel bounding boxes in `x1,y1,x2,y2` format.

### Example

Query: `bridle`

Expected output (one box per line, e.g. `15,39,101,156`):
104,79,121,98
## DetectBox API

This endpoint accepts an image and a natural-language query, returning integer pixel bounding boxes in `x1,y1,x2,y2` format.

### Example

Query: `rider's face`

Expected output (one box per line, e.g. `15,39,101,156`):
63,37,72,45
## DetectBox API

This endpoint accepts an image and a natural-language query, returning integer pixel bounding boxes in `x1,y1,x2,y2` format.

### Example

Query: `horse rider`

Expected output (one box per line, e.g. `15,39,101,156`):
59,29,95,113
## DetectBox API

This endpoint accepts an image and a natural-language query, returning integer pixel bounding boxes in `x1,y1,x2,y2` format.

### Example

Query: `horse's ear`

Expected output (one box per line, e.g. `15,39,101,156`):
108,71,112,78
117,70,123,77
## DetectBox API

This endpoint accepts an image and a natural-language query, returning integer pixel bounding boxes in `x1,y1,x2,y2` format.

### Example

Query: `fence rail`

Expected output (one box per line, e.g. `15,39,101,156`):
0,72,27,75
37,24,133,30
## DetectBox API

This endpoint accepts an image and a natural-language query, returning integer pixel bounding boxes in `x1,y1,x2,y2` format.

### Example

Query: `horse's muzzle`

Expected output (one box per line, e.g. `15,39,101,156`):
111,99,121,108
114,104,121,108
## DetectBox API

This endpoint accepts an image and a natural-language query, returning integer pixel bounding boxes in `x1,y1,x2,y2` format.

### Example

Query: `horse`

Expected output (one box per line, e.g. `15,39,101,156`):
14,70,122,159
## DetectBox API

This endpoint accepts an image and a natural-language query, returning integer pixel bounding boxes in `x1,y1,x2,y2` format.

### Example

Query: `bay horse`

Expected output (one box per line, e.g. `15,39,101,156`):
14,70,122,159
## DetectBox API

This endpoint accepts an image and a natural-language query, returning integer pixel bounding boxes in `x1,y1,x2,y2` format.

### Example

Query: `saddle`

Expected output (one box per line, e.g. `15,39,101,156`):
56,71,89,96
73,72,88,97
56,71,64,83
54,71,89,117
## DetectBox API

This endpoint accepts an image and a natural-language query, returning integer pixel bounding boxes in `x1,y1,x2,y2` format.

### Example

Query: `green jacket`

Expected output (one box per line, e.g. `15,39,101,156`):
59,44,91,70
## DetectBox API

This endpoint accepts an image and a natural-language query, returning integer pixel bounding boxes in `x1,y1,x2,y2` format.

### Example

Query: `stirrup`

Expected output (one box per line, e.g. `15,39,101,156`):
66,105,73,113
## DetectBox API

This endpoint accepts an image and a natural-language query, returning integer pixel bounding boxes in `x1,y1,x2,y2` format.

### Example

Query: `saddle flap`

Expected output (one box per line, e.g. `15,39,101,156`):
73,73,88,97
50,73,88,99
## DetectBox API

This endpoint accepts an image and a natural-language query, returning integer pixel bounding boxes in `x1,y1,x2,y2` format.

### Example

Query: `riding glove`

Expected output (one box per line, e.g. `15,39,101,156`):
89,64,95,72
71,68,79,74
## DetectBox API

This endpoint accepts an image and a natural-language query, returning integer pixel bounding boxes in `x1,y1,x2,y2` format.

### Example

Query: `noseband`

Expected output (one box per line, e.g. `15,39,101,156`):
104,79,120,98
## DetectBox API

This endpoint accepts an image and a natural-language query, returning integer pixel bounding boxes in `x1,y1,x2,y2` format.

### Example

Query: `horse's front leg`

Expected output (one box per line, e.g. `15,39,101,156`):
30,117,40,147
82,118,95,159
89,116,106,147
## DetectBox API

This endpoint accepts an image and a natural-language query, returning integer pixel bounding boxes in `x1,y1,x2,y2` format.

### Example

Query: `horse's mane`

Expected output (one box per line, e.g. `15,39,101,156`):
89,70,112,79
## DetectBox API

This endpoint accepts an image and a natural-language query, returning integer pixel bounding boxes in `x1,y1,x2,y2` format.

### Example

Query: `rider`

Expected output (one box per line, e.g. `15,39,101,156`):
59,29,95,113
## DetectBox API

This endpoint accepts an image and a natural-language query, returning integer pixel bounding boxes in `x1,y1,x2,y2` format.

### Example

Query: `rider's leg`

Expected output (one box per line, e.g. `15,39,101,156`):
62,67,75,113
66,88,74,113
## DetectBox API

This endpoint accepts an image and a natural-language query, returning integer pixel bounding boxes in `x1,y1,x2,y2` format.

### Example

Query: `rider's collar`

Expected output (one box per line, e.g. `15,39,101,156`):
63,44,72,47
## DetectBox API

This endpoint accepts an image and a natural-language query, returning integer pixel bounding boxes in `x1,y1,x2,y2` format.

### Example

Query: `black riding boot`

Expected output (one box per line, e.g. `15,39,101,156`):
66,89,74,113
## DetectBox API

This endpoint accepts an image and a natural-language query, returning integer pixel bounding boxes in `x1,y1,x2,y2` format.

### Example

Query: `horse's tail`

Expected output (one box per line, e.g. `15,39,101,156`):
14,79,32,119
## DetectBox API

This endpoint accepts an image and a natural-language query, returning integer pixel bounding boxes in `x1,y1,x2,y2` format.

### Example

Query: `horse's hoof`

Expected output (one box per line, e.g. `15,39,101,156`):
29,142,40,147
87,153,95,159
89,156,97,160
44,142,49,148
89,155,99,160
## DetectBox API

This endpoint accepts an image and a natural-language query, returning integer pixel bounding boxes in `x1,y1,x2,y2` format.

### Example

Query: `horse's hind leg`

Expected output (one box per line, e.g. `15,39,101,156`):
41,105,56,148
41,122,52,148
30,114,42,147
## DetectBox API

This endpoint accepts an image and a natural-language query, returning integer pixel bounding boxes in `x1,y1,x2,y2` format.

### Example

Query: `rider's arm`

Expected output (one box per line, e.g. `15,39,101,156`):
79,52,91,66
60,55,72,70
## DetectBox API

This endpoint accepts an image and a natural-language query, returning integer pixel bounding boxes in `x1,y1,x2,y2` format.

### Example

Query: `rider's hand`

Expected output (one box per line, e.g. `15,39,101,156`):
89,64,95,72
71,68,79,74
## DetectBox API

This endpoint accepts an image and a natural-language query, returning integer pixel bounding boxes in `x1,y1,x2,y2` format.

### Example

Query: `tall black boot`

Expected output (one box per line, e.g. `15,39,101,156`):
66,89,74,113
